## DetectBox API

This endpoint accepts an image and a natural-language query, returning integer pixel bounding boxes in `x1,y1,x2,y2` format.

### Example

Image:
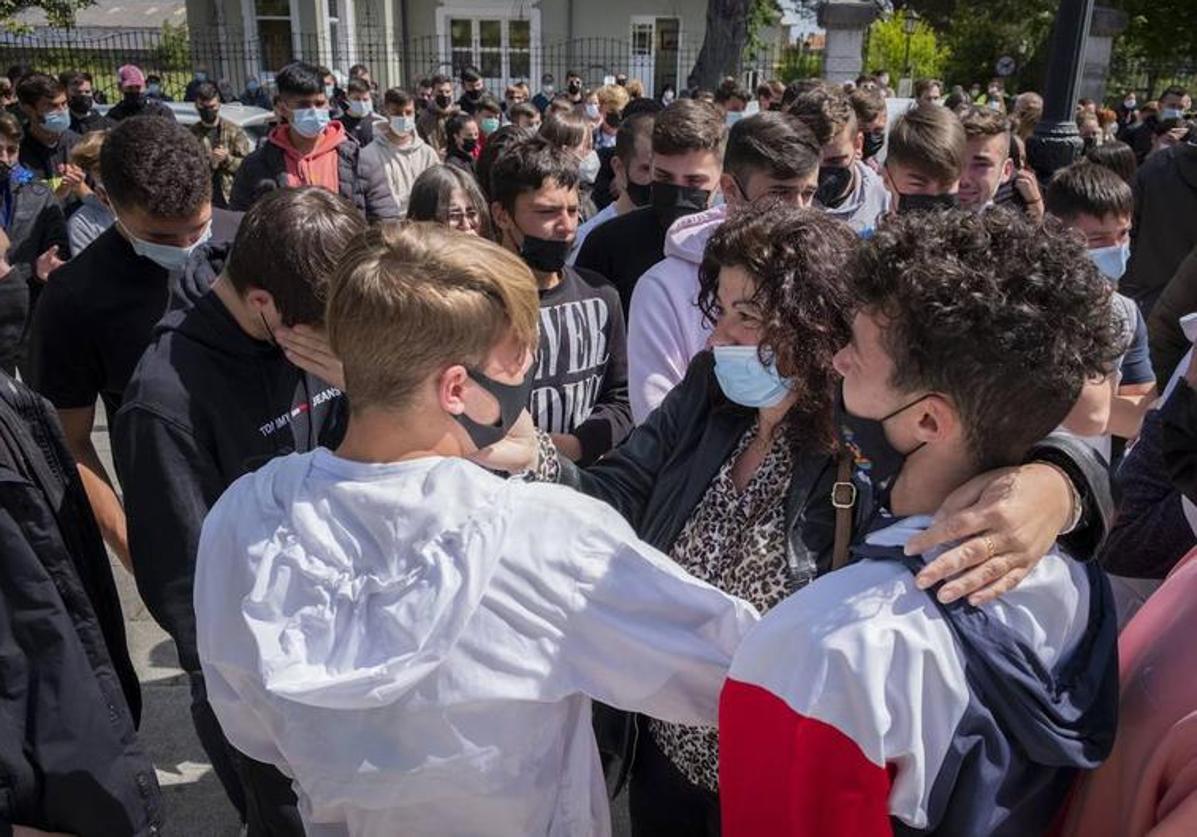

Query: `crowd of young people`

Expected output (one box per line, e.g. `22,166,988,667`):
2,54,1196,837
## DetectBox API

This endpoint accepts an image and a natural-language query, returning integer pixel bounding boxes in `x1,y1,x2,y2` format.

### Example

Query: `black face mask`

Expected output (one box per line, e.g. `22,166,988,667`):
816,165,853,209
466,88,483,100
651,182,710,230
568,80,582,93
896,192,959,214
123,91,143,106
435,93,452,109
518,231,571,273
604,110,621,129
0,161,12,180
1082,135,1098,153
836,386,930,505
625,179,653,208
70,93,92,113
863,130,885,160
461,137,478,154
454,368,534,449
198,106,219,124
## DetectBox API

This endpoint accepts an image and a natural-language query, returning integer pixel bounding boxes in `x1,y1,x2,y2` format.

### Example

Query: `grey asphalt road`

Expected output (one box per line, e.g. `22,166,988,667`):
94,415,633,836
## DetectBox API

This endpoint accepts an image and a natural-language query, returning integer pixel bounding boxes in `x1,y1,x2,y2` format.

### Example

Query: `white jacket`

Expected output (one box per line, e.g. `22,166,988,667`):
195,450,757,837
626,204,726,423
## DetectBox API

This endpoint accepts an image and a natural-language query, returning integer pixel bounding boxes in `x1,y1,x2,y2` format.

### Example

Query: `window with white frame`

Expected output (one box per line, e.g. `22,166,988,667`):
439,7,538,88
325,0,356,71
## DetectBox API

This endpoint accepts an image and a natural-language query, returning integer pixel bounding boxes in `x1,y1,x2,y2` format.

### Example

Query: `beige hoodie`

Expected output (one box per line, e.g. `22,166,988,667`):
359,129,440,216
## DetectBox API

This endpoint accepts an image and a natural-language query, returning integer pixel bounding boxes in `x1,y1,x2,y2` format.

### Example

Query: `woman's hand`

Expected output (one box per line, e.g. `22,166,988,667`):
904,462,1075,606
468,409,540,473
275,324,345,390
1014,168,1045,222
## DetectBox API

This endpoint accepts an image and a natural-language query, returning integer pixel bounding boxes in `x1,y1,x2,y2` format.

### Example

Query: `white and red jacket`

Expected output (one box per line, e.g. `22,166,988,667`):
718,516,1118,836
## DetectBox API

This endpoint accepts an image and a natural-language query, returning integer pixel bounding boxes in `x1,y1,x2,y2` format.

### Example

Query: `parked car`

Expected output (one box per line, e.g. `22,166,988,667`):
95,102,277,146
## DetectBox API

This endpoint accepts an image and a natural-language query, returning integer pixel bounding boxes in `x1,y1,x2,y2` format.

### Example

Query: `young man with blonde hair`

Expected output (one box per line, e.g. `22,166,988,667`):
195,221,756,836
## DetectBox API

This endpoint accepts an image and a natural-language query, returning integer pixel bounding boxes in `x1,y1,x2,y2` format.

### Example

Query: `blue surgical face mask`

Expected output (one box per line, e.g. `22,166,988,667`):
347,99,372,118
390,115,416,136
712,344,793,408
584,103,600,119
1162,107,1185,120
41,108,70,135
291,106,330,138
1088,242,1131,283
324,84,337,99
247,79,261,92
119,218,213,271
725,110,744,127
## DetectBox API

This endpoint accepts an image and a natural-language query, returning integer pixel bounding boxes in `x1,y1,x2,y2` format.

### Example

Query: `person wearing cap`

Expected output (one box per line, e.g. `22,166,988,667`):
107,64,176,123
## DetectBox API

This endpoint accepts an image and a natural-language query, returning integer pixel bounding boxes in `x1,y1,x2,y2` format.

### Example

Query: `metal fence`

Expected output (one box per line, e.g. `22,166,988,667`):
1108,55,1197,102
0,27,821,102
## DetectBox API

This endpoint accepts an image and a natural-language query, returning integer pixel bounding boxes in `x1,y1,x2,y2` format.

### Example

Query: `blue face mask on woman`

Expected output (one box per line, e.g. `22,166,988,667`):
712,344,793,408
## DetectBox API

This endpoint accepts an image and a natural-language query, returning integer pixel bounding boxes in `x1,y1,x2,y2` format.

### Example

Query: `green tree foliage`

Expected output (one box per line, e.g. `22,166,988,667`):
1108,0,1197,98
865,10,949,82
929,0,1055,91
0,0,93,29
156,21,191,72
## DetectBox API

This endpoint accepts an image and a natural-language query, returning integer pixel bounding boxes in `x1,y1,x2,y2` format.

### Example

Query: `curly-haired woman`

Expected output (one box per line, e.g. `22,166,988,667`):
495,201,1113,835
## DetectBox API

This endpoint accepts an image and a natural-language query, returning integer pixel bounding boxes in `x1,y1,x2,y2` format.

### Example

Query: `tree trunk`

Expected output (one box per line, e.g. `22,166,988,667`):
687,0,752,90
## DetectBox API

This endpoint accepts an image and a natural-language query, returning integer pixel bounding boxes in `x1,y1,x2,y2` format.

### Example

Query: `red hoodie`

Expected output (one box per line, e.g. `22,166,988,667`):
268,121,346,195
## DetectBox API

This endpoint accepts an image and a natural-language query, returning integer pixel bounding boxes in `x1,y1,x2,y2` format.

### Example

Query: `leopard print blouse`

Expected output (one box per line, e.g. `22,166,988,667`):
648,420,794,792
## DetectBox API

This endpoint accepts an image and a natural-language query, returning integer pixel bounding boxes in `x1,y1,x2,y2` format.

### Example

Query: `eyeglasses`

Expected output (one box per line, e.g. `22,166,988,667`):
447,208,480,226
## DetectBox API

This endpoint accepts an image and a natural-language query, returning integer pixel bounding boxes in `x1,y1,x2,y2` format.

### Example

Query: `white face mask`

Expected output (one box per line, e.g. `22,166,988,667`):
584,103,600,120
347,99,373,118
662,91,676,105
119,218,213,271
390,115,416,136
578,150,601,185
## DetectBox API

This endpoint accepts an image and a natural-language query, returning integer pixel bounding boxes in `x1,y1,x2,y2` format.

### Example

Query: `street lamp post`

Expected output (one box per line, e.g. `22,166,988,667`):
900,11,918,98
1027,0,1095,181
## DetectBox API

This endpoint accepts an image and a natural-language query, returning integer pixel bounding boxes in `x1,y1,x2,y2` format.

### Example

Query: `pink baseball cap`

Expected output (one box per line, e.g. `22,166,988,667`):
118,65,146,88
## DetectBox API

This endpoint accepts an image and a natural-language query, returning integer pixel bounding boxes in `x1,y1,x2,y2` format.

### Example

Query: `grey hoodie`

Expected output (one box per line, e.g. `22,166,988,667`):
359,130,441,216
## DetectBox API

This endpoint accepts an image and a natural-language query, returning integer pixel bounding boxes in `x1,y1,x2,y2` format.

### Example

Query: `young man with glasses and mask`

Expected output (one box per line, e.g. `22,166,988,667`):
491,135,631,464
626,111,821,423
27,116,228,575
229,61,396,219
116,187,363,836
575,98,725,314
788,86,890,234
720,208,1121,837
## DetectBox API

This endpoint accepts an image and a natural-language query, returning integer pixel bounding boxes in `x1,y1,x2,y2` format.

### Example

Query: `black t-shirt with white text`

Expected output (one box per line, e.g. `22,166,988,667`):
531,265,632,465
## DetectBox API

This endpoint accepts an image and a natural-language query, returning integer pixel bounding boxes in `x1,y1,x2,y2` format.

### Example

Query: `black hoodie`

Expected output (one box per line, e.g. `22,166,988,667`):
114,286,347,673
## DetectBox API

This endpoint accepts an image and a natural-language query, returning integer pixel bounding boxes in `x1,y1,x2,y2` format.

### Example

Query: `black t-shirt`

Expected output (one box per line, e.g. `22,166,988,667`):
573,205,667,316
28,226,200,422
531,265,631,465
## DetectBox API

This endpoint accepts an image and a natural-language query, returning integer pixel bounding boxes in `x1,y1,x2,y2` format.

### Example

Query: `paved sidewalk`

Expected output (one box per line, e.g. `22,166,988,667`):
95,414,241,837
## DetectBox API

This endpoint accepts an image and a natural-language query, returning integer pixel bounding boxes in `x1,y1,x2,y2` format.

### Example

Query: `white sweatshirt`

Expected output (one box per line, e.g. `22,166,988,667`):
626,204,726,423
195,450,757,837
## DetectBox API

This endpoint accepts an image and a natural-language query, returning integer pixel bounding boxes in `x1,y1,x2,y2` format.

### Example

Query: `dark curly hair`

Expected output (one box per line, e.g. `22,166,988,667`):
100,115,211,218
857,209,1122,470
698,202,859,453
